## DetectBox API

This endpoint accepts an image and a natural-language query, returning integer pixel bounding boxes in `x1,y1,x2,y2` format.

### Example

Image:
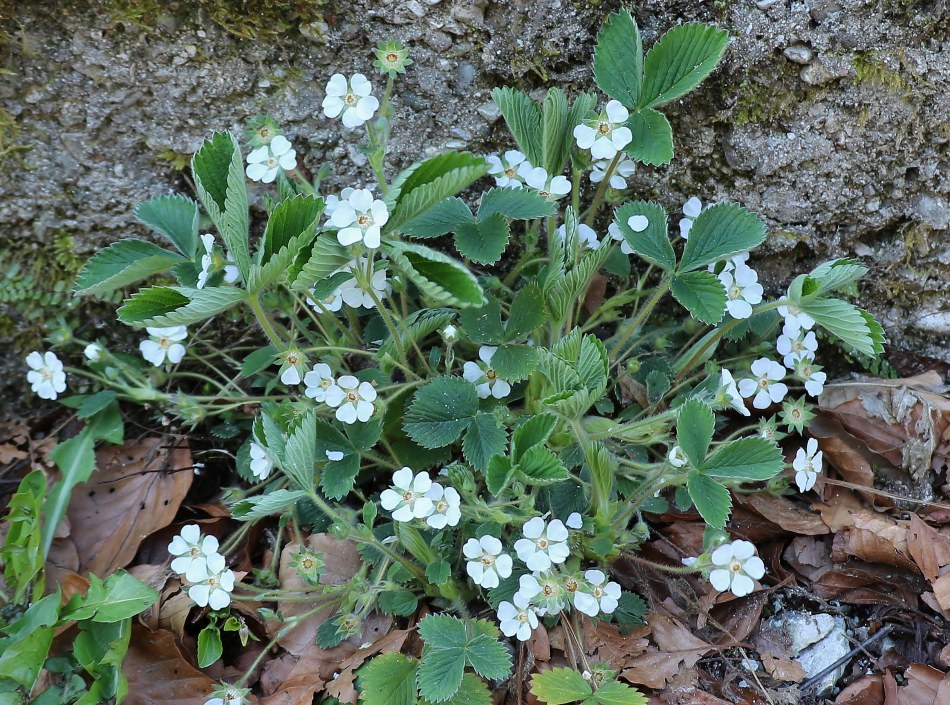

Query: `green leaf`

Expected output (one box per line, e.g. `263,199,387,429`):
512,414,558,463
686,470,731,529
250,194,323,291
379,308,457,363
547,245,612,321
291,233,352,291
704,438,784,481
197,626,223,668
486,455,515,495
191,131,251,281
404,377,479,449
321,453,361,500
403,197,474,238
136,194,200,256
41,428,95,560
283,409,317,490
591,681,648,705
517,446,569,485
454,214,511,265
378,589,419,617
458,296,505,344
530,667,592,705
387,152,489,234
464,633,511,680
795,297,884,357
232,489,310,521
678,203,767,273
639,23,729,109
490,345,537,383
117,285,246,327
490,87,543,165
62,570,157,623
671,271,726,324
358,653,419,705
1,471,46,603
420,673,491,705
477,187,555,221
577,335,609,393
241,344,279,377
76,390,119,420
594,9,644,109
613,201,674,270
676,400,715,467
625,109,674,166
387,241,486,308
417,646,466,703
808,258,868,296
427,561,451,586
462,413,507,472
74,240,184,296
505,285,547,341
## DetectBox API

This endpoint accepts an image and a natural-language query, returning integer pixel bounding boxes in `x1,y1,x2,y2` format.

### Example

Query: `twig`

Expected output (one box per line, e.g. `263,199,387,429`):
798,624,894,692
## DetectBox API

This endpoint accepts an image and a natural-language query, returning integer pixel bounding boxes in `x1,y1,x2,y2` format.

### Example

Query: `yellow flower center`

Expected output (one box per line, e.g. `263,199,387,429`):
259,127,271,139
597,121,611,136
357,213,371,227
402,490,414,502
758,378,769,389
537,537,549,550
481,555,495,567
486,368,497,381
345,92,358,107
347,390,360,402
564,578,579,593
386,52,399,63
286,353,300,365
504,167,516,178
436,500,448,512
729,558,743,574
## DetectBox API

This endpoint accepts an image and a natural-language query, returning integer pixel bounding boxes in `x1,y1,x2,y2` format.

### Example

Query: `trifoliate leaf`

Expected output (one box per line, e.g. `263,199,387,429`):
671,271,726,325
703,437,784,481
678,203,766,273
686,470,731,529
676,400,714,467
477,187,556,221
404,377,479,449
593,9,644,109
613,201,674,271
386,241,486,308
251,194,324,291
639,23,729,110
136,193,200,257
625,108,673,165
420,673,491,705
454,214,511,265
358,653,419,705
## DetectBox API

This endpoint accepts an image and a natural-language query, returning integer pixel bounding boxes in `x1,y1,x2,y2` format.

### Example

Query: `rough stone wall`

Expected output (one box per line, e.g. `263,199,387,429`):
1,0,949,360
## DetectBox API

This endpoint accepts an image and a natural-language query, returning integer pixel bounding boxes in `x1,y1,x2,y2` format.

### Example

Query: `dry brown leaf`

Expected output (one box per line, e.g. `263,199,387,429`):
885,663,950,705
810,415,878,492
708,592,767,646
783,536,833,581
619,614,712,689
123,627,221,705
813,566,919,607
760,653,805,682
67,438,193,576
260,642,356,705
584,621,650,669
906,514,950,583
834,675,884,705
833,526,918,572
737,493,830,535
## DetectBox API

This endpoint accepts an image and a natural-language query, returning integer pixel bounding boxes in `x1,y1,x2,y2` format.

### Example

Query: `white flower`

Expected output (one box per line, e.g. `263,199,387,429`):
324,187,356,219
486,150,529,189
679,196,703,239
463,535,512,589
205,685,246,705
307,286,345,313
330,188,389,249
463,346,511,399
442,324,459,343
777,326,818,369
590,157,636,189
187,552,235,610
379,467,434,522
573,569,621,617
708,251,750,275
777,304,816,334
168,524,220,580
497,593,538,641
793,437,822,492
566,512,583,529
303,363,335,402
720,264,763,320
322,73,379,129
607,222,633,255
26,351,67,400
668,445,688,468
555,223,601,251
795,358,827,398
339,264,391,309
325,375,377,424
245,135,297,184
517,573,566,616
197,233,215,289
84,343,103,362
139,326,187,367
424,483,462,529
514,517,570,572
572,100,632,160
720,369,750,417
709,540,765,598
519,164,571,201
737,358,788,409
249,441,273,480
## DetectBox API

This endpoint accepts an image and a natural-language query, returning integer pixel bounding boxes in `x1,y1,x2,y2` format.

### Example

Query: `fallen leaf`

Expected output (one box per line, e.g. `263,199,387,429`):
736,493,830,536
708,592,767,646
123,627,221,705
813,566,920,607
834,675,884,705
760,653,805,682
620,614,712,689
906,514,950,583
260,642,356,705
783,536,833,582
66,437,193,576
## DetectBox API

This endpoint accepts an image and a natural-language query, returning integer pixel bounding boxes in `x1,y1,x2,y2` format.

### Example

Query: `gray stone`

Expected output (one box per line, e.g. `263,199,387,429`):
783,44,814,65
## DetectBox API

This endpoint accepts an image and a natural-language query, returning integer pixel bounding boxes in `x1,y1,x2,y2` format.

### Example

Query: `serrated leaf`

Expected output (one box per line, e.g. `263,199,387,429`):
387,241,486,308
530,667,592,705
486,455,515,495
463,634,511,680
490,87,543,166
74,240,184,296
511,414,558,463
378,590,419,618
379,308,457,362
796,297,884,357
676,400,714,467
671,271,726,324
639,23,729,109
117,285,246,326
420,673,491,705
403,197,474,238
427,561,451,585
404,377,479,449
387,153,489,234
463,413,507,472
490,345,537,383
232,489,309,521
625,108,674,165
291,233,352,290
505,285,547,341
419,615,467,648
577,335,609,392
250,194,324,291
358,653,418,705
477,187,555,221
321,454,361,500
459,296,505,345
136,194,200,256
678,203,766,273
594,9,643,109
686,470,731,529
283,409,316,490
454,214,511,265
703,437,783,481
547,244,612,320
592,681,648,705
541,87,576,176
613,201,674,270
417,647,466,703
517,446,569,485
808,258,868,296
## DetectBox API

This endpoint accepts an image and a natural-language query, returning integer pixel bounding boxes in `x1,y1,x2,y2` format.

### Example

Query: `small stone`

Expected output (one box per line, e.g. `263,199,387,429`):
800,62,834,86
477,101,501,122
783,44,814,65
915,195,950,230
755,0,781,8
456,62,477,91
426,31,452,52
406,0,426,18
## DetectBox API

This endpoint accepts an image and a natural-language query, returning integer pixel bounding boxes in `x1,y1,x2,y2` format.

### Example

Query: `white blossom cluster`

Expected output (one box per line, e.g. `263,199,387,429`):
306,256,391,315
379,467,462,529
485,150,570,200
275,354,379,426
168,524,235,610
